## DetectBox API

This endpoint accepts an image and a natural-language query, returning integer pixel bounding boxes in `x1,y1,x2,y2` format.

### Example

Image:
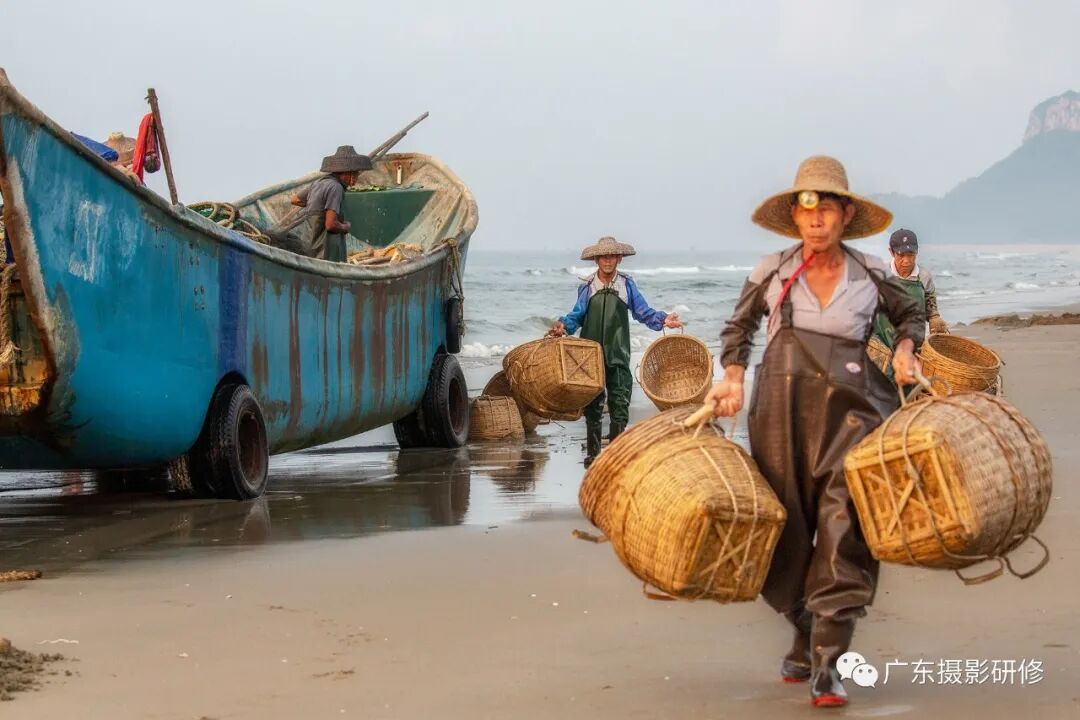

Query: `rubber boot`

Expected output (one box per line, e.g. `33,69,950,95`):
809,616,855,708
583,420,603,468
781,607,812,683
607,422,626,442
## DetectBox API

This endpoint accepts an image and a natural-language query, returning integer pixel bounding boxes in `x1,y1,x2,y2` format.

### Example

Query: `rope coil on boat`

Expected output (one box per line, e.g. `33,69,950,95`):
0,264,21,366
443,236,466,332
188,201,272,245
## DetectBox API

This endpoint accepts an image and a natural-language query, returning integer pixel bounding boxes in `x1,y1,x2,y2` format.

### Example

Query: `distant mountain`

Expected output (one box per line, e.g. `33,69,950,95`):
874,91,1080,243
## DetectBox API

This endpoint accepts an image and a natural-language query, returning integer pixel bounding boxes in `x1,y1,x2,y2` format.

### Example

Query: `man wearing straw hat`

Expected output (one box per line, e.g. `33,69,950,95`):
270,145,373,262
548,237,682,467
706,156,925,708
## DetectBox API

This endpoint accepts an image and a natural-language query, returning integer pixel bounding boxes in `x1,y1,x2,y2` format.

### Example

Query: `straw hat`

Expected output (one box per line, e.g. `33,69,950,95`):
752,156,892,240
105,131,137,166
320,145,374,173
580,236,637,260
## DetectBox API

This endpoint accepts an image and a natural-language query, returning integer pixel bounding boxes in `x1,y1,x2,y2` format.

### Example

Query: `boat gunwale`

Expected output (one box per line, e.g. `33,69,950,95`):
0,68,477,284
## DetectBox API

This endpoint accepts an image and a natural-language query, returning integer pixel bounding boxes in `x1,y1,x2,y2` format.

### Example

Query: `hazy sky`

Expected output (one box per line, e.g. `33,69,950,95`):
4,1,1078,253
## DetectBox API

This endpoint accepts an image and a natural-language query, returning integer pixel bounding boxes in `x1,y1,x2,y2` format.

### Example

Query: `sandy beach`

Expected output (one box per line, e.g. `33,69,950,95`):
1,320,1078,719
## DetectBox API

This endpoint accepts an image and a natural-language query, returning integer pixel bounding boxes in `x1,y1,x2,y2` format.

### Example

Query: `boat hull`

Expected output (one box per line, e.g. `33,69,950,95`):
0,79,473,471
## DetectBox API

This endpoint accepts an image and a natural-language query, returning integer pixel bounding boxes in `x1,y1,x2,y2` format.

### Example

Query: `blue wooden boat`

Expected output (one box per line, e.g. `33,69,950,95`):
0,69,475,498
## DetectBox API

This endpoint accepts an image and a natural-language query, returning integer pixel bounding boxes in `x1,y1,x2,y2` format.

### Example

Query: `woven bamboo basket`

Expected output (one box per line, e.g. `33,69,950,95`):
482,370,542,432
503,338,604,421
844,388,1051,582
866,336,893,375
468,395,525,441
578,406,786,602
638,333,714,410
920,334,1001,393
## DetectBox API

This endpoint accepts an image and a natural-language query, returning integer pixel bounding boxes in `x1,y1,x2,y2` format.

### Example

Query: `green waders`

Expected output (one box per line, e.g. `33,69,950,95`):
579,288,634,465
871,275,926,381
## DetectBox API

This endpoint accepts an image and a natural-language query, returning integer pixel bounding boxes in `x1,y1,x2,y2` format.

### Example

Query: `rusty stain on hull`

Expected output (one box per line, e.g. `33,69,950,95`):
285,282,303,442
0,68,477,469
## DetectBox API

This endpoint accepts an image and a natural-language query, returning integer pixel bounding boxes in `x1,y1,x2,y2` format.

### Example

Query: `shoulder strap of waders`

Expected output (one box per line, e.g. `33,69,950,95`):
841,245,891,342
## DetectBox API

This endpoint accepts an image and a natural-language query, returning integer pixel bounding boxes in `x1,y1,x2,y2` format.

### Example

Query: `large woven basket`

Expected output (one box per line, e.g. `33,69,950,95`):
482,370,541,432
920,334,1001,393
579,406,786,602
866,336,893,375
638,333,714,410
503,338,604,421
468,395,525,441
844,391,1051,581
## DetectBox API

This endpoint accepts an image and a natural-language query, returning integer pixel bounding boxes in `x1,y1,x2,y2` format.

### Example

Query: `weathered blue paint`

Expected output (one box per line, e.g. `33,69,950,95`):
0,78,475,471
218,246,251,381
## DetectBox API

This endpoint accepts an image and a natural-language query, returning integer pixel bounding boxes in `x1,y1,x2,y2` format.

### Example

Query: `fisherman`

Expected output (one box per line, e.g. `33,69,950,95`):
705,157,925,708
873,228,950,350
272,145,372,262
548,236,682,467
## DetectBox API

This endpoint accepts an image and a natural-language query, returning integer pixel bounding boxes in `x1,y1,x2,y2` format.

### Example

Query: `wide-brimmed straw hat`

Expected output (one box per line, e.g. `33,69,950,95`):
320,145,374,173
752,155,892,240
105,131,137,166
580,236,636,260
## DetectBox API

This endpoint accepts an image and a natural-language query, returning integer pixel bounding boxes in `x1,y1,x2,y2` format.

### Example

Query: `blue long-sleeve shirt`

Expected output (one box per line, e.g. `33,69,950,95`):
559,272,668,335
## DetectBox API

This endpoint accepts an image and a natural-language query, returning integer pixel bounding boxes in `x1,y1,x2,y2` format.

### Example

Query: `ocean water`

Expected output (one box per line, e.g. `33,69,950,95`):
458,244,1080,370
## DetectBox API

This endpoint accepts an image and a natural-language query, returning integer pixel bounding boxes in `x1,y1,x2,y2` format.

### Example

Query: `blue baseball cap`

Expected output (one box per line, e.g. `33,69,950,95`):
889,228,919,254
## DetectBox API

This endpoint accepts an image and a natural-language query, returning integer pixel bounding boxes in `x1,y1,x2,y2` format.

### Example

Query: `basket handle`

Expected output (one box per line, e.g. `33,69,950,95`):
898,369,941,406
953,557,1006,585
683,399,717,428
1002,534,1050,580
682,399,737,439
642,582,679,602
571,529,608,544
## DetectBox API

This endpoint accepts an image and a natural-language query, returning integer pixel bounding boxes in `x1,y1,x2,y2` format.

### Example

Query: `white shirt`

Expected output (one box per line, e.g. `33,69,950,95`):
748,244,885,345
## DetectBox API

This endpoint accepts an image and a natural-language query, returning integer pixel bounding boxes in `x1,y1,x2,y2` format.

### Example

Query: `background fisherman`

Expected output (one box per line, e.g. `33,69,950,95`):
873,228,950,351
705,157,924,708
271,145,373,262
548,237,682,466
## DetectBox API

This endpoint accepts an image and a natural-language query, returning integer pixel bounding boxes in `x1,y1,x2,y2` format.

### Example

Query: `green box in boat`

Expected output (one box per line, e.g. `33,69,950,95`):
341,187,435,248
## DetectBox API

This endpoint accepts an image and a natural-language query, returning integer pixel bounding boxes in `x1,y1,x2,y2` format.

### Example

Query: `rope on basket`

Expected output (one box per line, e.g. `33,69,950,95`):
632,408,753,602
876,371,1049,584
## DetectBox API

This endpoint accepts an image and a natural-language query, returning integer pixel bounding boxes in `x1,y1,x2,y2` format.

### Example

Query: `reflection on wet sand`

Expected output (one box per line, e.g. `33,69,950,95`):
0,440,572,577
468,442,550,494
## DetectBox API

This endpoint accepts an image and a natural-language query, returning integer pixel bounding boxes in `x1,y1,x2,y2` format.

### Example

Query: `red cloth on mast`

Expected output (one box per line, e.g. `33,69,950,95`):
132,113,158,181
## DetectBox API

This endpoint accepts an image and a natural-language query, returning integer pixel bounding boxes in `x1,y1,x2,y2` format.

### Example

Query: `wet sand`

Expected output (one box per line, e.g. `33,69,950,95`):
1,325,1079,718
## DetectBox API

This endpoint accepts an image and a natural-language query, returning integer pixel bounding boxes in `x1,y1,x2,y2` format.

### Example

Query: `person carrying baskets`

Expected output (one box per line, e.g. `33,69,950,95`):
548,237,683,467
705,157,925,708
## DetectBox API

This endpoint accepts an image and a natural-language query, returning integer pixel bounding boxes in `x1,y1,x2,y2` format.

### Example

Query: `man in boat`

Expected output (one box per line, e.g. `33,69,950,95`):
872,228,949,354
272,145,373,262
548,236,682,467
705,157,924,708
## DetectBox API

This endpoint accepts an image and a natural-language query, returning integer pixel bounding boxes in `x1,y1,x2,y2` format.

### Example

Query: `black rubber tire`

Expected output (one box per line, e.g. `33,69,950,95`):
421,353,469,447
393,410,428,449
444,297,463,354
194,383,270,499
